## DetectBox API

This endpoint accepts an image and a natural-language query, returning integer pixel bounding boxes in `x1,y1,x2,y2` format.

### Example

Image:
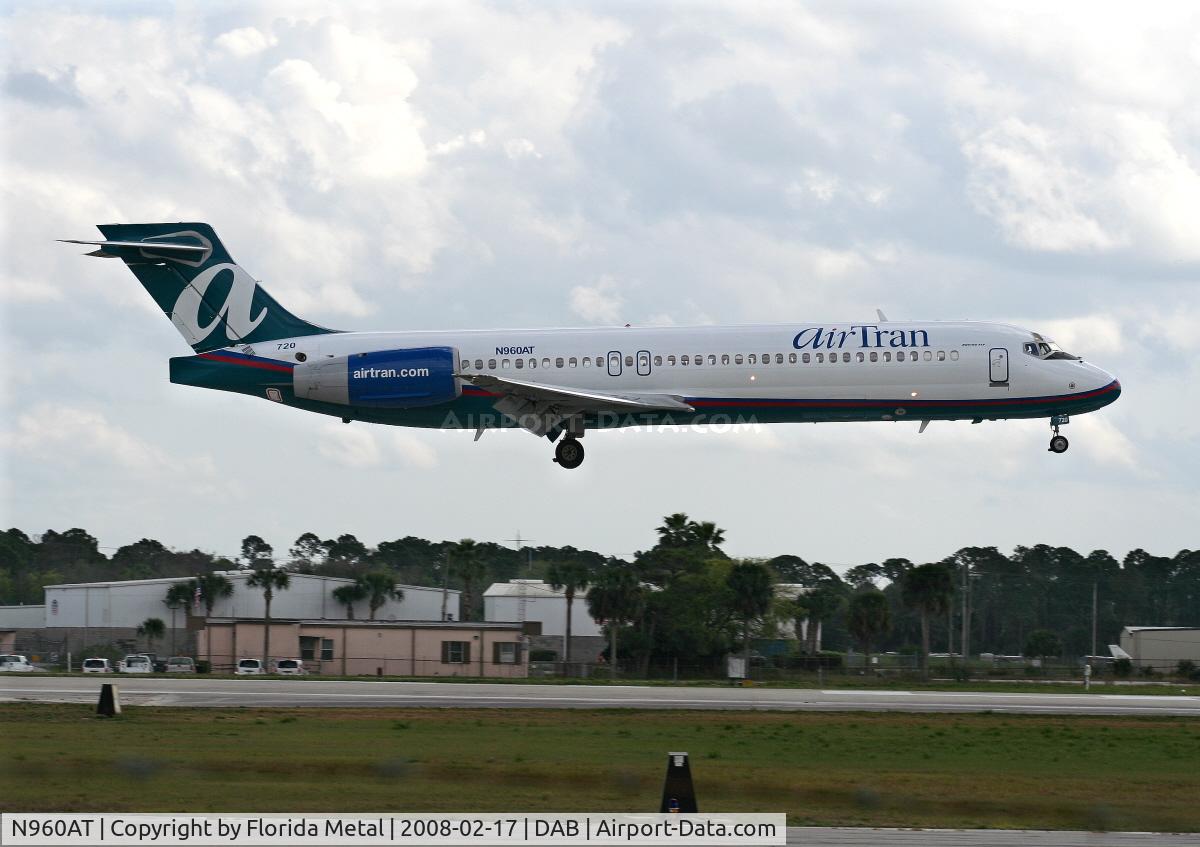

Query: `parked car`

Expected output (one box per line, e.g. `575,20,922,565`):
81,658,113,673
119,654,153,673
273,658,306,675
0,654,34,672
165,657,196,673
235,658,264,675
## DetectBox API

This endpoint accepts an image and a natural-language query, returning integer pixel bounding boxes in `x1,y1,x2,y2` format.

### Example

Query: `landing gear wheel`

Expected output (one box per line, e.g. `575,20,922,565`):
554,437,585,469
1049,434,1069,454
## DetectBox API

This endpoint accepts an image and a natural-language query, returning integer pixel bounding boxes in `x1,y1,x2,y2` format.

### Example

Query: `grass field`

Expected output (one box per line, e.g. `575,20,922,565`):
2,704,1198,831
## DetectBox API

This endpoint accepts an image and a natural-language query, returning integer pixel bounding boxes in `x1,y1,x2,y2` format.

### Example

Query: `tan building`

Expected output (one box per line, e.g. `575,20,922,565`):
1119,626,1200,672
199,618,528,678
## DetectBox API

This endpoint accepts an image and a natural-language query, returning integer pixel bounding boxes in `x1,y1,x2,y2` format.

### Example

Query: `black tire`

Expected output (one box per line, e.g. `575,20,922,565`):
554,437,585,469
1049,435,1069,453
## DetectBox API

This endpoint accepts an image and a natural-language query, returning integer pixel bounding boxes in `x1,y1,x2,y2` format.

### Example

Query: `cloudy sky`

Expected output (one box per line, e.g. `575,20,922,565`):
2,1,1198,568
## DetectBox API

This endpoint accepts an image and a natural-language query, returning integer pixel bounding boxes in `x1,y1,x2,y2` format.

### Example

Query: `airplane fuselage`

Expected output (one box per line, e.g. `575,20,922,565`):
173,320,1120,430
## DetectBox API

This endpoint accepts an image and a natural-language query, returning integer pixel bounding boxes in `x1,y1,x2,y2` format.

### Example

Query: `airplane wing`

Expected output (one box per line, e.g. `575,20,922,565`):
457,372,694,437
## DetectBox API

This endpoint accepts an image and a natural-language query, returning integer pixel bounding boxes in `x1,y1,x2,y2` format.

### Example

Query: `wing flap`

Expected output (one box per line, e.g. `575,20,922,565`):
458,372,694,437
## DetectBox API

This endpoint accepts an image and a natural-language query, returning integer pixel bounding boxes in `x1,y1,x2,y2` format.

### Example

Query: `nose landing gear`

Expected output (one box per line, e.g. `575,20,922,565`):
1048,414,1070,454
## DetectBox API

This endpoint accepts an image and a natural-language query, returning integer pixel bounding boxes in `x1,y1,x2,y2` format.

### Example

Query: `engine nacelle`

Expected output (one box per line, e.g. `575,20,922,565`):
293,346,461,408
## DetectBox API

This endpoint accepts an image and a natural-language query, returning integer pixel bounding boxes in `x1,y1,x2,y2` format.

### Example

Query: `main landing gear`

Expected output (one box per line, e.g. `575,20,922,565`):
554,436,585,469
1048,414,1070,454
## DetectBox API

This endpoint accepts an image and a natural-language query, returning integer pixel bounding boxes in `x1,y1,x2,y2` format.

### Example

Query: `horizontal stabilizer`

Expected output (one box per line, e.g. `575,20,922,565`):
59,238,209,254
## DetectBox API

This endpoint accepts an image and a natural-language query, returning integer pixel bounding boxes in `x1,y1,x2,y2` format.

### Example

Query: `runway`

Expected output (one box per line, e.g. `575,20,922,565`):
3,676,1200,715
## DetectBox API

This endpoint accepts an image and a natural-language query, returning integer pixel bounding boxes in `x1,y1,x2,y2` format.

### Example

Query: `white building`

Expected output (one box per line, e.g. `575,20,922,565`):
1119,626,1200,672
484,579,604,662
484,580,602,638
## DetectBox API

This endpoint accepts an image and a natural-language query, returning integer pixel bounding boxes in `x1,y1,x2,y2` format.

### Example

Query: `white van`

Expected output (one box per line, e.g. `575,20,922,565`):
0,654,34,672
119,654,153,673
273,658,306,675
235,658,264,675
82,658,113,673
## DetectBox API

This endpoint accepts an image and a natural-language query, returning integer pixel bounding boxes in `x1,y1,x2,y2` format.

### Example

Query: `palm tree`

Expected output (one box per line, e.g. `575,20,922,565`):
546,561,593,663
245,566,290,669
655,513,692,547
358,572,405,620
163,582,193,654
802,583,845,655
586,566,643,680
190,573,234,671
901,563,954,680
691,521,726,551
452,539,486,621
332,582,367,619
846,589,891,671
137,617,165,654
726,561,774,677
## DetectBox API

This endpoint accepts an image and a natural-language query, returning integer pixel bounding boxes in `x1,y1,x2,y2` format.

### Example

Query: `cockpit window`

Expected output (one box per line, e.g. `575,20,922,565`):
1024,338,1080,361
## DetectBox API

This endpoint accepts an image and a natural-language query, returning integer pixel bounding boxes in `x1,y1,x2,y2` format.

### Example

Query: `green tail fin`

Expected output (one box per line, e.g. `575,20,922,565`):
62,222,336,353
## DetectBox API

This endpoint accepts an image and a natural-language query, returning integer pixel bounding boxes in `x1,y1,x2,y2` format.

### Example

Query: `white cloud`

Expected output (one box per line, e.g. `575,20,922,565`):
391,431,438,469
1,404,214,478
569,276,625,324
214,26,276,57
317,423,382,469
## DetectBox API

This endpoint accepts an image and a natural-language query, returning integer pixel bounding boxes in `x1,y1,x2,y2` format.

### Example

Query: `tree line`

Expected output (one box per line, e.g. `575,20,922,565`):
2,522,1197,676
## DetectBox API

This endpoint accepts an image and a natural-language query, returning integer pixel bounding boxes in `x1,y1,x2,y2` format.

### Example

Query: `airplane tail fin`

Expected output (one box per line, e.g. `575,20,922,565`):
61,222,335,353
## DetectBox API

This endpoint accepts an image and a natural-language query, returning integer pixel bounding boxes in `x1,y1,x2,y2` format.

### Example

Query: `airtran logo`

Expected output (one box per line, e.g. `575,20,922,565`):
793,325,930,350
171,263,266,345
352,366,431,379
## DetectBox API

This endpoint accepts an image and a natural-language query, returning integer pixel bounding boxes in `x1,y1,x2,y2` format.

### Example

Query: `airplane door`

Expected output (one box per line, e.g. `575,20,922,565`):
636,350,651,376
607,351,622,376
989,347,1009,384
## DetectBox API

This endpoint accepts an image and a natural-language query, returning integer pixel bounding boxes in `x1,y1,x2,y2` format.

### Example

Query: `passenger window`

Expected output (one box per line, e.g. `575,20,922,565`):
569,357,577,367
582,357,591,367
488,358,496,369
708,355,716,365
829,354,838,365
802,353,810,364
869,352,878,362
883,352,891,362
556,357,564,368
529,358,537,368
502,359,511,368
695,355,703,366
734,354,744,365
475,359,483,369
950,350,959,361
515,359,523,369
816,352,824,363
790,353,798,364
856,352,864,363
923,351,932,361
937,351,945,361
668,355,676,366
720,354,729,365
748,354,757,365
909,351,918,361
680,355,689,366
461,360,470,370
596,357,605,367
842,352,851,363
653,355,662,366
625,355,633,367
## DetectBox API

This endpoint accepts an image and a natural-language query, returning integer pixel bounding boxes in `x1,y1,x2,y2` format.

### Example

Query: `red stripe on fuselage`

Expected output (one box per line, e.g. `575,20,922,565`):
198,352,294,374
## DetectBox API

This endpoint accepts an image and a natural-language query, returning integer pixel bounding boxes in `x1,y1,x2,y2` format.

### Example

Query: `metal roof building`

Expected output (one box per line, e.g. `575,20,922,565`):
1119,626,1200,672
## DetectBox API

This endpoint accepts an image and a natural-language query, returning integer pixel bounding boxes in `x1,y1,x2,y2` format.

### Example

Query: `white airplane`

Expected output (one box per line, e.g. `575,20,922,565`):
63,223,1121,469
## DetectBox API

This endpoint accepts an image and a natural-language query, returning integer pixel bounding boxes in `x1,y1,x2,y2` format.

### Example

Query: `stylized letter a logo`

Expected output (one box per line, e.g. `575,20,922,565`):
171,263,268,347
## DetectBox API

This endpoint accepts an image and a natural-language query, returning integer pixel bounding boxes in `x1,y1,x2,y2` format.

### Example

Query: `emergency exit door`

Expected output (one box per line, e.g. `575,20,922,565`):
989,347,1009,384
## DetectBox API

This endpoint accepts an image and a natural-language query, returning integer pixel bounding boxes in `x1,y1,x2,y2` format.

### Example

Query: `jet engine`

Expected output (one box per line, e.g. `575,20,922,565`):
293,346,461,408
